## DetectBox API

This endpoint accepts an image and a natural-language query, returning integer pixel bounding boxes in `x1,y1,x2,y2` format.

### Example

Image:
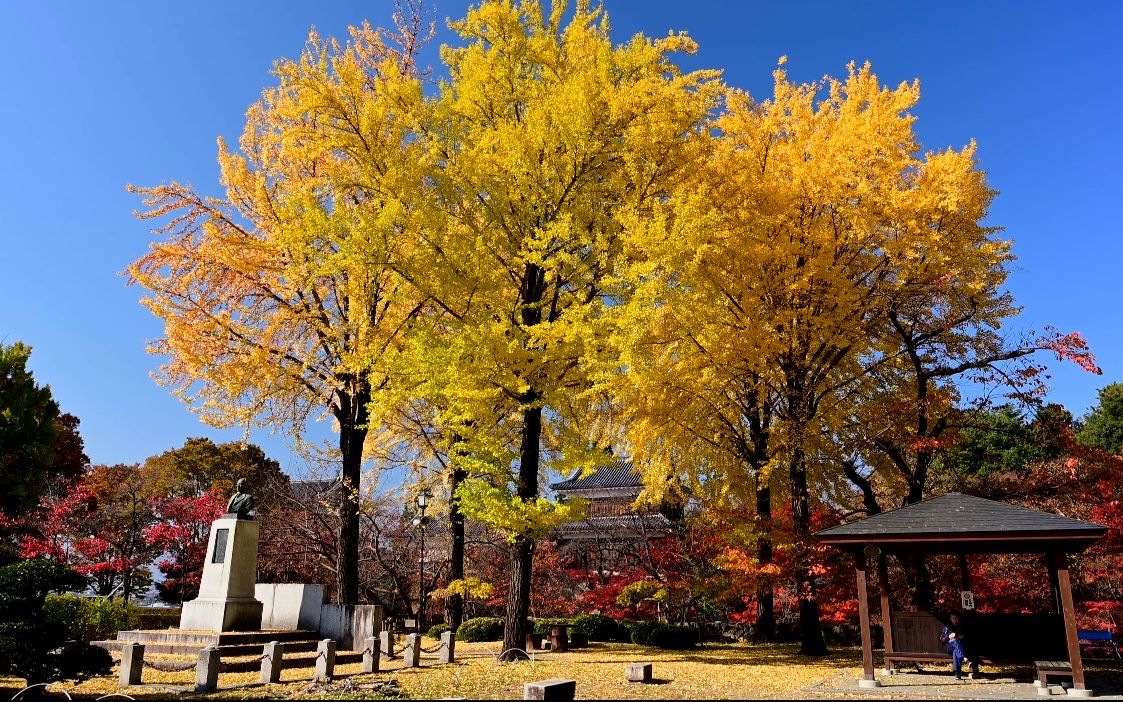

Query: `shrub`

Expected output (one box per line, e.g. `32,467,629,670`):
43,594,132,642
624,621,699,649
456,616,504,642
572,613,618,642
426,623,453,639
616,618,639,642
628,620,660,646
0,560,112,686
648,623,700,650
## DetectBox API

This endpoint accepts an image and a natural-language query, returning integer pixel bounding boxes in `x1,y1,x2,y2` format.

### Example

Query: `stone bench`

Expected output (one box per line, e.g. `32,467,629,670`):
626,662,652,683
524,678,576,700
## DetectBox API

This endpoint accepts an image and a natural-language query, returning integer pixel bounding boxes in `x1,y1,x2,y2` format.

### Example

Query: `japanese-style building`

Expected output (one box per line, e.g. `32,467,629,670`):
549,458,681,542
815,492,1107,695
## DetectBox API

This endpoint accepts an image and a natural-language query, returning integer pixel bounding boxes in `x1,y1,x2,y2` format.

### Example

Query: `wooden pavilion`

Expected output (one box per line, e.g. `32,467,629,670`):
815,492,1107,694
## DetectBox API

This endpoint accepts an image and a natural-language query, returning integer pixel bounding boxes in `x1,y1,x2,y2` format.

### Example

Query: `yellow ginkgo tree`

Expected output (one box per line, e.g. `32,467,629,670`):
127,15,430,605
619,59,1009,654
404,0,721,657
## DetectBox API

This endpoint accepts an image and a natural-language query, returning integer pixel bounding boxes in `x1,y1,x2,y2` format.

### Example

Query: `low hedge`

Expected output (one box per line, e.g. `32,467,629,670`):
625,620,699,649
456,616,504,642
130,607,180,631
572,613,619,641
648,623,700,649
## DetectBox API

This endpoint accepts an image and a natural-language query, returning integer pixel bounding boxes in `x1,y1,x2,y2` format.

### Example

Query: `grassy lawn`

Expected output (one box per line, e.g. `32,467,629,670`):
40,641,865,700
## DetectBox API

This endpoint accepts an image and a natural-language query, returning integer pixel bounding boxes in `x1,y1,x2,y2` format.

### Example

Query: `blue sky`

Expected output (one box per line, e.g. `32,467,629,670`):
1,1,1119,477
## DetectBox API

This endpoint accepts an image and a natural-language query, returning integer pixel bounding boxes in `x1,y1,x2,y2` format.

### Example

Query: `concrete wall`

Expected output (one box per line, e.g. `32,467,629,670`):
255,584,326,631
318,604,382,650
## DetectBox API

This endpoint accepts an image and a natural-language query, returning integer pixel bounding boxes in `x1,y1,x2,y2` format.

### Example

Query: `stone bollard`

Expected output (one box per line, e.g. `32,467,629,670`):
380,630,396,660
524,679,576,701
440,631,456,664
362,636,381,673
625,662,652,683
260,641,284,684
119,642,144,686
314,639,336,682
194,646,220,694
403,633,421,668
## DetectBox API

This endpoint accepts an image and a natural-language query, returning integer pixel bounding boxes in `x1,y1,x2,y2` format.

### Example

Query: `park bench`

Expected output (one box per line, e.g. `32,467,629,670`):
1034,660,1073,687
1078,629,1120,660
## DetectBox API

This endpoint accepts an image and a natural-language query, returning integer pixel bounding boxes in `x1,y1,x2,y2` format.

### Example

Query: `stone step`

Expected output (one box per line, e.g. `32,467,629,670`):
94,637,321,657
114,629,317,646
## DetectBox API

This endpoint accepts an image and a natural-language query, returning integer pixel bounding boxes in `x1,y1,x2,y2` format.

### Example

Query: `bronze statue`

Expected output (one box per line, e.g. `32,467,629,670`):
226,478,256,519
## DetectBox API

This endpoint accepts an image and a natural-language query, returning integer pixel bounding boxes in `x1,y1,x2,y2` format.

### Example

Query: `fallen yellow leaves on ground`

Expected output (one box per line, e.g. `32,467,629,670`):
48,642,864,699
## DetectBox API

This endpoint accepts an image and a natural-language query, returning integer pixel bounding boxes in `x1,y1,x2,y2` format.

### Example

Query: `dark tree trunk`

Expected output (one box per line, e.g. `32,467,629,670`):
446,465,467,628
500,400,542,660
790,444,828,656
901,554,935,611
336,384,371,605
753,478,775,642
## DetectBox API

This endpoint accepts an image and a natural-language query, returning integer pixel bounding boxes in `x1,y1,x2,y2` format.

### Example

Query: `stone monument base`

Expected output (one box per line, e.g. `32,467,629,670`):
180,597,264,632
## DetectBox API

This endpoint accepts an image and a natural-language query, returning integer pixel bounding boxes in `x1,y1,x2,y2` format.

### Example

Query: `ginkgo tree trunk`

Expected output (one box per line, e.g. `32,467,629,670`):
128,18,430,605
408,0,720,660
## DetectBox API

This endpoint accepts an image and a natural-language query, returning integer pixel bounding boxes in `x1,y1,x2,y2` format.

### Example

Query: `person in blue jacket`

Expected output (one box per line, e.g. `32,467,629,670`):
939,613,971,680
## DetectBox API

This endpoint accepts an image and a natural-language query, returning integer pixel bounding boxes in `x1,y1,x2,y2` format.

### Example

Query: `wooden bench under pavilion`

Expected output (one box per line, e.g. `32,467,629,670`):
815,492,1107,695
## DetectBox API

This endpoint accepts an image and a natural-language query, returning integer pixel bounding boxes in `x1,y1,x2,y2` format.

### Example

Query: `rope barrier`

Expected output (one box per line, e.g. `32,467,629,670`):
419,641,447,654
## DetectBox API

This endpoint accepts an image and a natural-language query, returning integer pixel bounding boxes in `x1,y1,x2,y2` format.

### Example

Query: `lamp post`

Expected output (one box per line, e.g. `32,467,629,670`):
411,489,432,633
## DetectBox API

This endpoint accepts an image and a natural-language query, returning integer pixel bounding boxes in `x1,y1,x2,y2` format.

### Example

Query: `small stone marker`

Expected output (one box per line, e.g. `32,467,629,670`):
314,639,336,682
403,633,421,668
362,636,381,673
119,642,144,686
524,678,576,701
625,662,652,683
380,630,395,660
195,646,220,693
260,641,284,684
440,631,456,664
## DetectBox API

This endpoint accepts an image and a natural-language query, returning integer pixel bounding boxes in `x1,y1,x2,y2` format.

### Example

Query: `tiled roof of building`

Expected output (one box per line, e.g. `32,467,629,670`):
287,478,341,503
550,513,674,537
550,458,643,491
815,492,1106,542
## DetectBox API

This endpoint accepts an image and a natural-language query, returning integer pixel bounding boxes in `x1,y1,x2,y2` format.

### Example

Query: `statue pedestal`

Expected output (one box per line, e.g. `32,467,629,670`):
179,516,263,631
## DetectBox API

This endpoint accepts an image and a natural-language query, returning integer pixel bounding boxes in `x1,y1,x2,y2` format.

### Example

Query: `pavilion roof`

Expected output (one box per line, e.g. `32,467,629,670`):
815,492,1106,554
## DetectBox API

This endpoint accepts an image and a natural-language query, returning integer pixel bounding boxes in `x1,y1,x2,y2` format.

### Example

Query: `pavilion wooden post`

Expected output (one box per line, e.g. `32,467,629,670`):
854,553,877,684
877,555,894,660
1045,552,1062,615
958,552,971,591
1051,550,1086,690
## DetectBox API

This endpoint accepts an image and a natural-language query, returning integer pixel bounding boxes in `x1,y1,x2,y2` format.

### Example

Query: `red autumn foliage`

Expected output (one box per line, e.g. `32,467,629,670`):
144,490,225,604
